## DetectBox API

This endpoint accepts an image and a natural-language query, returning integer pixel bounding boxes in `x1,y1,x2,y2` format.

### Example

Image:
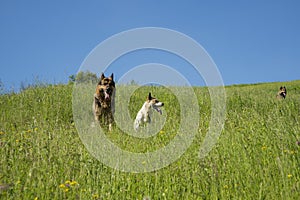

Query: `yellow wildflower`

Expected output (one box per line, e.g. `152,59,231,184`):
288,174,292,178
60,180,78,191
70,180,78,186
261,146,267,150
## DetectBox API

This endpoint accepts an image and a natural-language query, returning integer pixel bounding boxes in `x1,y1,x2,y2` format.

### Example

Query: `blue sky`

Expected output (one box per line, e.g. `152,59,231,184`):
0,1,299,90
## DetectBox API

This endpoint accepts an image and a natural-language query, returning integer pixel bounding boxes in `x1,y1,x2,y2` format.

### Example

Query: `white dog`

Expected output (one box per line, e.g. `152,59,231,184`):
134,93,164,131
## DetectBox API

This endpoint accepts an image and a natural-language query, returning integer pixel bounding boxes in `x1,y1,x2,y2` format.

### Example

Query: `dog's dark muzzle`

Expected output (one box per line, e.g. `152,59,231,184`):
106,87,112,94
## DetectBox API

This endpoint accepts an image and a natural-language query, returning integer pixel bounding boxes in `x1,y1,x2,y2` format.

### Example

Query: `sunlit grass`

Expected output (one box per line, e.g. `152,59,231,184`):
0,81,299,199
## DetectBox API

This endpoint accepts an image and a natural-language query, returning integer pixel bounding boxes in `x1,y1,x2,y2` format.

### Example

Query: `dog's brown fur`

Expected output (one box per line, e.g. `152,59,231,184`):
276,86,287,99
93,73,115,131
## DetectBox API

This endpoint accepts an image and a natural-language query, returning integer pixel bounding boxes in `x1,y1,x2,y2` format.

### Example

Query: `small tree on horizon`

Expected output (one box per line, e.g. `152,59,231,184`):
69,71,98,84
0,79,4,94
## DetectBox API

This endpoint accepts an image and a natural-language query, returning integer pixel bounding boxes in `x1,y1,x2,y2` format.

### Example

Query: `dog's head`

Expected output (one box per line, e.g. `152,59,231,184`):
147,92,164,115
95,73,115,101
278,86,287,99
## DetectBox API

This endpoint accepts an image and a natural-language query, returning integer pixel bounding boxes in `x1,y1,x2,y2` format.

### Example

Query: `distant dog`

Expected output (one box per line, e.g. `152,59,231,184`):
93,73,115,131
134,93,164,131
276,86,287,99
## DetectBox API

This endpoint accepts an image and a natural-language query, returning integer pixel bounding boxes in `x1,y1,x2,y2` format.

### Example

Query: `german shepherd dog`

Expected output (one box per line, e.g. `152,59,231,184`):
93,73,115,131
134,93,164,131
277,86,287,99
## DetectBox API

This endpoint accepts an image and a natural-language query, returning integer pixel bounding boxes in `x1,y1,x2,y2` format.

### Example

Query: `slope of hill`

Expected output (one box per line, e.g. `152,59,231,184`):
0,80,299,199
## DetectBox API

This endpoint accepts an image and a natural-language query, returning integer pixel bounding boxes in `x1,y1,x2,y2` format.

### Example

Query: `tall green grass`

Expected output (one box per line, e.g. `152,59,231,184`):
0,81,299,199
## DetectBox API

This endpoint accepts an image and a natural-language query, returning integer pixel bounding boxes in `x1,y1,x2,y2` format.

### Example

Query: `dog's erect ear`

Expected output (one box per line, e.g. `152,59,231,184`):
110,73,114,81
279,86,283,90
100,73,105,81
97,73,105,85
148,92,152,100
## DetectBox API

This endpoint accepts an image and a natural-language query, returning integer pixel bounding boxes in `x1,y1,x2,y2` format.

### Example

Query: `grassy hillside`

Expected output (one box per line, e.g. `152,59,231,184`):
0,80,299,199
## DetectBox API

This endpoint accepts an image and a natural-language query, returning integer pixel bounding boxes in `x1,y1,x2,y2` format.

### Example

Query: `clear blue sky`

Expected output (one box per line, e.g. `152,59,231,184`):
0,1,299,90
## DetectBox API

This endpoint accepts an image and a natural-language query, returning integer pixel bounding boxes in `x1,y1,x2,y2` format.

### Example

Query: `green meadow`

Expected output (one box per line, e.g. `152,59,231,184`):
0,80,299,199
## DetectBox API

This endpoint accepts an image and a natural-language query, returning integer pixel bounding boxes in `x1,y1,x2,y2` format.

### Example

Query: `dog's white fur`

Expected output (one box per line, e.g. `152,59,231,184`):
134,93,164,131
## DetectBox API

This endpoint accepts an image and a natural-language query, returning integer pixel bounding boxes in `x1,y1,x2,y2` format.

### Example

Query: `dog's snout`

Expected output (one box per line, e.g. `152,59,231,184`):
161,102,164,106
106,87,112,93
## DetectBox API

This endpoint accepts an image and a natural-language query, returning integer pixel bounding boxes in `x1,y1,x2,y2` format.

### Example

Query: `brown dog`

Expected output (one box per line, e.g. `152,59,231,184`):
276,86,287,99
93,73,115,131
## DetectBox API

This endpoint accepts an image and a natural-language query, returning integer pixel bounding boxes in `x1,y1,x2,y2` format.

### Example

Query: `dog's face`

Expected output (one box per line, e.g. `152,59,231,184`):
147,92,164,115
95,73,115,101
278,86,287,98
